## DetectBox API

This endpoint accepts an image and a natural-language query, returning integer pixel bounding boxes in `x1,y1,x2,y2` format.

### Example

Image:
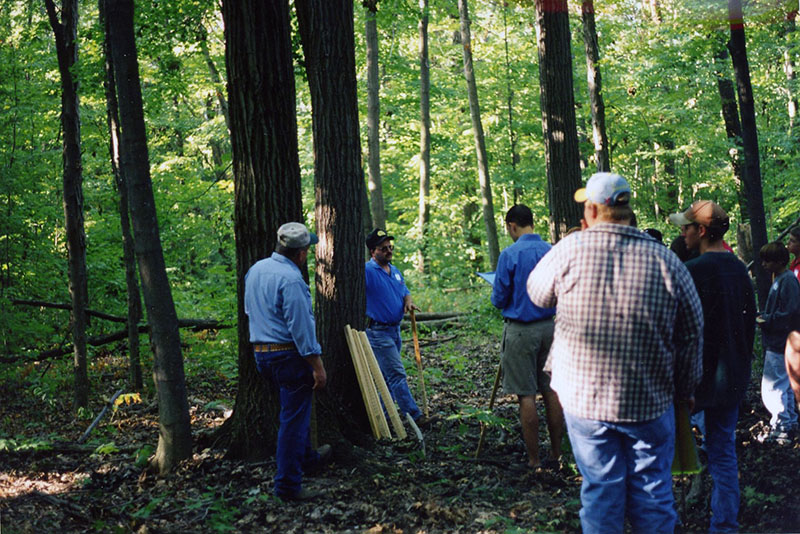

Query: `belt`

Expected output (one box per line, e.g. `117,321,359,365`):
366,318,399,328
504,316,553,325
253,342,296,353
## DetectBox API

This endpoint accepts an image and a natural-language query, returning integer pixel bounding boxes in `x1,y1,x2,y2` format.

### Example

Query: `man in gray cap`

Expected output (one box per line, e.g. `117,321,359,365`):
527,172,704,533
244,222,330,501
670,200,756,532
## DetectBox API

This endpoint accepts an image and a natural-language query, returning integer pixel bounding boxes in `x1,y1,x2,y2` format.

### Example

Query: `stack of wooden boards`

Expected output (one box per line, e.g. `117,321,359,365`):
344,325,407,440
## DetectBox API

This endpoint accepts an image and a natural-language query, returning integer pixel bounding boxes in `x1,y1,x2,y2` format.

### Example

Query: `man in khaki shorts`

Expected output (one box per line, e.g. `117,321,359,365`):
491,205,564,469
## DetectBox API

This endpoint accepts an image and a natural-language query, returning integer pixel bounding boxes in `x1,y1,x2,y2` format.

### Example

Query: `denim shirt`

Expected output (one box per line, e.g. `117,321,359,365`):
244,252,322,357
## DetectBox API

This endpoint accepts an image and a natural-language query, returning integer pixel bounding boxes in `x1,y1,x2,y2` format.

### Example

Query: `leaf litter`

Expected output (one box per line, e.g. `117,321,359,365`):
1,332,799,533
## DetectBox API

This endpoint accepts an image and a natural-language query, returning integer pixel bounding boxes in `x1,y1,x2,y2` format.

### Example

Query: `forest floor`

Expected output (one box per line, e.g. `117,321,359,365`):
1,323,800,533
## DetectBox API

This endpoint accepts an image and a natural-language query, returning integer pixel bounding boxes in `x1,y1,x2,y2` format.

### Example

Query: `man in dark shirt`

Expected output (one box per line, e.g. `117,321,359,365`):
670,200,756,532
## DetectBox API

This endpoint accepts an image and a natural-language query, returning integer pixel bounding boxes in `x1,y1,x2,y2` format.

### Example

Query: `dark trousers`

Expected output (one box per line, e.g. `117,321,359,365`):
254,350,319,496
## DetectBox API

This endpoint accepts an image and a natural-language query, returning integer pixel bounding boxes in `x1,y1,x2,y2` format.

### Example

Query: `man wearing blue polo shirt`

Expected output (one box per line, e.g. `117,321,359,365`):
244,222,330,501
491,204,563,470
364,228,425,426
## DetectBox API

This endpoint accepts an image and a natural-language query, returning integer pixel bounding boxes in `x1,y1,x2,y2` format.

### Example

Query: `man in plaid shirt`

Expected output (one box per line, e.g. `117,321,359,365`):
527,172,704,533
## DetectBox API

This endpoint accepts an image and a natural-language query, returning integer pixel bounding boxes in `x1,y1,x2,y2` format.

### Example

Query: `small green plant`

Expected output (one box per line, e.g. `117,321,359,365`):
131,496,165,519
133,445,154,468
0,437,53,452
741,485,780,506
93,442,120,457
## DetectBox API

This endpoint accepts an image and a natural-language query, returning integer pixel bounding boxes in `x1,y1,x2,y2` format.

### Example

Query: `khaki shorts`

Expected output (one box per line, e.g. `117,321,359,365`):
500,318,554,396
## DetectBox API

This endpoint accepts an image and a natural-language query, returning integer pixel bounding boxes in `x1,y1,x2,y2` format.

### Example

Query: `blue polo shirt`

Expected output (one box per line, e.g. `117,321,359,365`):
365,258,410,324
491,233,555,322
244,252,322,357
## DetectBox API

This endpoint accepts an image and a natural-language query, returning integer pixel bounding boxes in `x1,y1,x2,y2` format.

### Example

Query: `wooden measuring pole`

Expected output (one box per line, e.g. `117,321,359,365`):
358,330,407,439
344,325,384,438
474,362,502,457
409,310,429,417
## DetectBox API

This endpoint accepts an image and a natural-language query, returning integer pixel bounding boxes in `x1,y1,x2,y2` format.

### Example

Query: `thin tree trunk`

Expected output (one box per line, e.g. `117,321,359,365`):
99,0,142,391
458,0,500,270
581,0,610,172
714,40,747,224
296,0,370,436
217,0,304,460
365,2,386,232
782,10,797,134
44,0,89,410
418,0,431,273
728,0,770,307
535,0,583,242
197,24,230,133
500,3,520,203
104,0,192,474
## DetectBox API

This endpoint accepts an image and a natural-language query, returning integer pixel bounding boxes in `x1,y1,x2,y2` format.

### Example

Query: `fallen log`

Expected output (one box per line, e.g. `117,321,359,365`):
12,298,127,323
11,299,231,330
402,312,465,322
1,321,233,364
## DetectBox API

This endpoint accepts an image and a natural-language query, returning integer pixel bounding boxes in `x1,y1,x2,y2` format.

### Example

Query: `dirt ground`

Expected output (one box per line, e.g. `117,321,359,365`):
1,333,799,533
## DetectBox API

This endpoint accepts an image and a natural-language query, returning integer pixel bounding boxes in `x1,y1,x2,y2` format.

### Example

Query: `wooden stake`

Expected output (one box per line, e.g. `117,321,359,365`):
352,329,392,439
344,325,381,438
409,310,430,417
358,330,407,439
474,362,502,457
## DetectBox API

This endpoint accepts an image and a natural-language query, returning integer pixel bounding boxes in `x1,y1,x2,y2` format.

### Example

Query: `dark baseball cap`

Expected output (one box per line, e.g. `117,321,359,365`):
366,228,393,249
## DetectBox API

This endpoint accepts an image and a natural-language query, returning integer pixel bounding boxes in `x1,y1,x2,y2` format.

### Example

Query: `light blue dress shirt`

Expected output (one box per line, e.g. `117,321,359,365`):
244,252,322,357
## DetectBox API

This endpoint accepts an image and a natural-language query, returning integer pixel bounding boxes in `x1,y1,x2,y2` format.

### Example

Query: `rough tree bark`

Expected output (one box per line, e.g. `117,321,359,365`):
216,0,304,460
104,0,192,474
458,0,500,270
99,0,142,391
365,0,386,232
581,0,610,172
535,0,583,242
728,0,770,307
418,0,431,273
295,0,370,436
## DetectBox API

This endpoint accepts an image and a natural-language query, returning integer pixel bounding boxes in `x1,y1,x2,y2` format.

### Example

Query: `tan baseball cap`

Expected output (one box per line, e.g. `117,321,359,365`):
669,200,730,232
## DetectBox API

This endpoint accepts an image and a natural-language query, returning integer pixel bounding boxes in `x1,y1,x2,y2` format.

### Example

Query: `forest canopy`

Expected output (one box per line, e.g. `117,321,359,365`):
1,0,798,378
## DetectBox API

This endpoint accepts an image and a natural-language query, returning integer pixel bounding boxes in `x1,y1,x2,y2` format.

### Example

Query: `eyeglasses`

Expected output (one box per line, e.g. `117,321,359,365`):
378,245,394,252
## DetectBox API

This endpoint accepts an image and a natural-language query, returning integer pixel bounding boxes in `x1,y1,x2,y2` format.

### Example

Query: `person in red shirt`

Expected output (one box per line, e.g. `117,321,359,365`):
788,227,800,282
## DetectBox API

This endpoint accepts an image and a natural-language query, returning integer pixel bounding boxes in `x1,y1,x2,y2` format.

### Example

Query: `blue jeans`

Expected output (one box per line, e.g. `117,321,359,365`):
565,405,676,534
761,350,799,431
254,350,320,496
366,325,422,420
704,405,740,533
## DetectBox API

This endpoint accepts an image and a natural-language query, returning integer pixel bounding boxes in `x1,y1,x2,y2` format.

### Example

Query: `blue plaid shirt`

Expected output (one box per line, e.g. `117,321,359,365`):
527,223,704,422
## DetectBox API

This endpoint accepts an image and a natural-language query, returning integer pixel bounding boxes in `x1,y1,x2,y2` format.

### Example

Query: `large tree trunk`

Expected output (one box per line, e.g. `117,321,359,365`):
581,0,610,173
44,0,89,410
458,0,500,270
99,0,142,391
535,0,583,242
104,0,192,474
216,0,304,460
365,1,386,232
295,0,370,437
418,0,431,273
728,0,770,308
